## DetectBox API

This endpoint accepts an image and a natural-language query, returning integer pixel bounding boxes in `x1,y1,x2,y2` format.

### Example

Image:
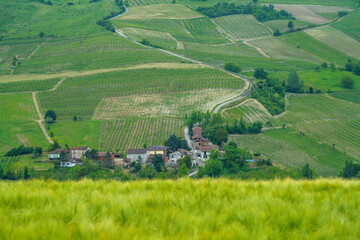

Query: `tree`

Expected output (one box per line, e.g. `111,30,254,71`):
132,157,142,173
172,0,176,3
341,75,354,89
102,152,114,169
286,71,304,93
45,110,57,121
45,117,54,123
39,32,45,38
224,62,241,73
321,62,328,69
35,146,43,155
179,163,189,177
288,20,294,31
48,140,60,152
178,155,192,169
23,166,30,180
254,68,268,80
301,163,313,179
314,66,320,72
138,165,157,179
342,161,359,178
152,154,165,172
252,0,258,3
330,63,336,72
0,165,4,179
273,29,281,36
168,134,180,152
73,116,77,121
203,158,223,177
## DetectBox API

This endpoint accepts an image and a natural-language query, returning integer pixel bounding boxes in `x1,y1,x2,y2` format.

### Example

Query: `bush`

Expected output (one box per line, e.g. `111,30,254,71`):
5,145,34,157
224,62,241,73
46,117,54,123
341,75,354,89
273,29,281,36
338,11,348,18
45,110,57,121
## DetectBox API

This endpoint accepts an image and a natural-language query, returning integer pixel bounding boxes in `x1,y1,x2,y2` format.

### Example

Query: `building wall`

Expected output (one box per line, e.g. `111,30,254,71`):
48,153,60,159
149,150,165,155
128,153,147,163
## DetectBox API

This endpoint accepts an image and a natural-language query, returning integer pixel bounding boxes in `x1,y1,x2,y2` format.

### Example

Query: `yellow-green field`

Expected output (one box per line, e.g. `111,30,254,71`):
1,179,360,239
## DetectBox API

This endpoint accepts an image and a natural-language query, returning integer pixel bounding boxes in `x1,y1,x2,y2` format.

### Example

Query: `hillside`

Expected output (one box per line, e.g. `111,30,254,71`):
1,179,360,239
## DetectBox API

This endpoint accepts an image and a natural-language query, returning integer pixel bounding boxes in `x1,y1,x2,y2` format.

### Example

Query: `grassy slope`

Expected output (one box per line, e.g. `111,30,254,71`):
0,93,48,154
1,179,360,239
331,11,360,42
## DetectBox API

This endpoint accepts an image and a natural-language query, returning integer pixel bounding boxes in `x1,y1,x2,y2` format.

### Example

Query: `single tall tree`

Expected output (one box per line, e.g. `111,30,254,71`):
288,20,294,31
286,71,304,93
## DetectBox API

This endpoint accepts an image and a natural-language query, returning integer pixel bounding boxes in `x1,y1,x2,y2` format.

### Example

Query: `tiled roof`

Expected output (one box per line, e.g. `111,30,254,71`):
127,149,147,154
48,149,70,154
147,146,169,151
71,147,89,150
98,152,114,157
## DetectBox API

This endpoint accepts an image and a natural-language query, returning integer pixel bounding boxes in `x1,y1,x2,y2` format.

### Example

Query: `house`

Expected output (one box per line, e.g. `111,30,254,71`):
168,149,192,166
195,145,219,161
48,149,70,160
147,146,169,155
192,126,210,150
60,159,81,168
71,147,90,159
127,149,148,163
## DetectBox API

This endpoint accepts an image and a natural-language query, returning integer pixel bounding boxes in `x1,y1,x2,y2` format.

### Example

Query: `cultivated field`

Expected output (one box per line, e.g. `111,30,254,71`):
38,68,244,120
305,26,360,60
273,94,360,161
330,92,360,105
332,11,360,42
213,15,273,40
119,4,203,19
223,99,272,123
93,89,244,119
263,20,311,33
1,179,360,239
99,117,183,152
127,0,170,7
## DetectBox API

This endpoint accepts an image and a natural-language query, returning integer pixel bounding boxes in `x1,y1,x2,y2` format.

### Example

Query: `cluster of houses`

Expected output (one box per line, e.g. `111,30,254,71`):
48,126,219,168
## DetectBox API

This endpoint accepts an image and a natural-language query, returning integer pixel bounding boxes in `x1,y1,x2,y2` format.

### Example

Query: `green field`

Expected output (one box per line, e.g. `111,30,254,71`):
305,26,360,60
1,179,360,239
223,99,272,123
332,11,360,42
263,20,312,33
37,67,244,120
99,117,183,152
330,92,360,104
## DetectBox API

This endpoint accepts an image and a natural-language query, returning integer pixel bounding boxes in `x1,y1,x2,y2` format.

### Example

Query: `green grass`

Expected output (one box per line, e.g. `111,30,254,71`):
281,31,351,66
1,179,360,239
263,20,312,33
38,68,244,120
298,69,360,92
305,26,360,60
0,93,37,121
213,15,273,40
48,121,101,150
99,117,183,152
330,92,360,105
331,11,360,42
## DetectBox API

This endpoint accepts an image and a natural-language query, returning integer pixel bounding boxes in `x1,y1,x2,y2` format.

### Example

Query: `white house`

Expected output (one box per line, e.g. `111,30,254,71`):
168,149,192,166
195,145,219,161
126,149,148,163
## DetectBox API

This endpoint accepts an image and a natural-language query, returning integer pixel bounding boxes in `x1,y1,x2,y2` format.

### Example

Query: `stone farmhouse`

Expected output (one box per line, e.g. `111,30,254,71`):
192,126,219,161
71,147,90,160
126,146,170,164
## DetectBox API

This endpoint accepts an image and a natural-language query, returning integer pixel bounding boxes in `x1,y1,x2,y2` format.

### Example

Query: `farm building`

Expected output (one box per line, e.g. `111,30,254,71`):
127,149,148,163
196,145,219,161
71,147,90,160
192,126,210,150
148,146,169,155
48,149,70,160
169,149,192,166
96,152,115,161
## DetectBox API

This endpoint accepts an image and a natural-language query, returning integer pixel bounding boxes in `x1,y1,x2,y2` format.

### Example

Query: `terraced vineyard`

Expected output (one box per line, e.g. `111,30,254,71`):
331,11,360,42
213,15,273,40
128,0,170,7
99,117,183,152
93,89,244,119
330,92,360,105
38,67,245,120
223,99,272,123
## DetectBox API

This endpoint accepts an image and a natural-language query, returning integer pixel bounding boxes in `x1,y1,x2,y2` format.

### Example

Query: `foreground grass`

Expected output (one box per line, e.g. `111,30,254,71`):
0,179,360,239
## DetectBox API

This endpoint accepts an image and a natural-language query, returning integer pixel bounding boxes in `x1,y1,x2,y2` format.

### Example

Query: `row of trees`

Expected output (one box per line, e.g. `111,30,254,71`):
5,145,42,157
345,59,360,76
226,118,263,134
197,2,293,22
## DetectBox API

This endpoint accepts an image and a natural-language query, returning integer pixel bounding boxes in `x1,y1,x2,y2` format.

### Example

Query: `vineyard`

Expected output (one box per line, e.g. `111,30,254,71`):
0,93,37,121
263,20,311,33
223,99,272,124
248,37,321,63
38,67,244,120
12,33,182,75
93,89,244,119
281,31,350,65
273,94,360,161
121,4,203,20
213,15,273,40
0,78,60,93
99,117,183,152
331,11,360,42
330,92,360,105
127,0,170,7
305,26,360,60
230,128,356,176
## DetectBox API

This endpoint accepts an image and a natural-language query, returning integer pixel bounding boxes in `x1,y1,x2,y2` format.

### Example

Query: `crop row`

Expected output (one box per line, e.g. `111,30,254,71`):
331,12,360,42
213,15,272,40
0,156,20,168
122,28,178,48
0,78,60,93
99,117,183,152
128,0,169,7
223,99,272,123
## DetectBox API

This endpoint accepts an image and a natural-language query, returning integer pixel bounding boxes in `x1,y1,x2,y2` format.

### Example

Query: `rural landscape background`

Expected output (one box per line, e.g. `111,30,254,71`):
1,0,360,238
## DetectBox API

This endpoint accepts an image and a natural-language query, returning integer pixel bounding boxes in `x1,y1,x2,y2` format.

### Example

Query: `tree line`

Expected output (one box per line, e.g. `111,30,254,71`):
196,2,293,22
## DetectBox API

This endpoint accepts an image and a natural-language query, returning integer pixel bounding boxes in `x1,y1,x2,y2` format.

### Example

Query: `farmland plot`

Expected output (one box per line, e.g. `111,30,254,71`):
213,15,273,40
223,99,272,123
121,28,178,48
99,118,183,152
305,26,360,60
93,89,244,119
263,20,311,33
128,0,170,7
331,12,360,42
274,94,360,161
330,92,360,105
38,68,245,120
248,37,321,63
